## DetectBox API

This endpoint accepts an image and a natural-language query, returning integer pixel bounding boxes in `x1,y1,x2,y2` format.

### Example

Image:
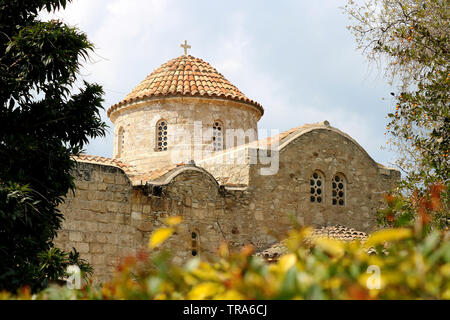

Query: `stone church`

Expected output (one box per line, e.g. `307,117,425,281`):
55,44,400,283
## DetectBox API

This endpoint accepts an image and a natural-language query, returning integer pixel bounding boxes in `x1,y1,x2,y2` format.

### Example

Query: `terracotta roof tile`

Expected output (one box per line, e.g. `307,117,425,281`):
72,154,138,176
255,225,368,262
312,225,368,242
129,165,179,185
108,55,263,117
73,154,183,184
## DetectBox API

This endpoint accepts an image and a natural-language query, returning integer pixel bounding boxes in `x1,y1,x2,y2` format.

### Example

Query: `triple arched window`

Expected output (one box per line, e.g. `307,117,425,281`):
212,120,223,151
156,120,168,152
309,171,347,206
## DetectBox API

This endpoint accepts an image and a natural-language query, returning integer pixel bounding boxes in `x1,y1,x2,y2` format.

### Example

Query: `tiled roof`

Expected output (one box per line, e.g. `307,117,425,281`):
108,55,263,117
255,225,368,262
72,154,138,176
313,225,368,242
73,155,198,186
197,123,329,187
129,164,179,185
202,122,329,156
198,121,396,186
73,154,223,187
255,241,288,262
249,123,324,148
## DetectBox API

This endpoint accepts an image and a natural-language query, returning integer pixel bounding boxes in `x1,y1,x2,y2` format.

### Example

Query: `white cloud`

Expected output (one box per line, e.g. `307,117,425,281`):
38,1,397,165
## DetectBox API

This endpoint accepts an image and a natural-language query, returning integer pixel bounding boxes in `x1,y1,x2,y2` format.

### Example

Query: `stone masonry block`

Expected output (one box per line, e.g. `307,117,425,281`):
69,231,83,242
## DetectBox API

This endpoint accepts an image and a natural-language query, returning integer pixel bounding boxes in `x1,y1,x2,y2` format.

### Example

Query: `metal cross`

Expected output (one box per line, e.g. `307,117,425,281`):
180,40,191,56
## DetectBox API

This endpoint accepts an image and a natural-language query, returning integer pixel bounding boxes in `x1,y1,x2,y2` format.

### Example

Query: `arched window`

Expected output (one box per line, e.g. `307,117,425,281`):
332,174,346,206
117,127,124,157
156,120,168,152
212,120,223,151
310,171,324,203
191,231,199,256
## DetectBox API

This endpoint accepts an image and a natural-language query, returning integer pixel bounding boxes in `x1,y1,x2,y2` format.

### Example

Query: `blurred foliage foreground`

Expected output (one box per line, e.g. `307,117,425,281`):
2,216,449,300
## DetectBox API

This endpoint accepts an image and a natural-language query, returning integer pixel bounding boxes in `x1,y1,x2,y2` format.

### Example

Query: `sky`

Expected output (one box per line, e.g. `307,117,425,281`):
41,0,399,167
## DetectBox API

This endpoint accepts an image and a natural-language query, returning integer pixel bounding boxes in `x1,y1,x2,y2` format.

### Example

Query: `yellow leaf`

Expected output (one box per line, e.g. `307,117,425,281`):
314,237,345,257
166,216,182,226
366,228,412,247
149,227,174,249
183,274,197,286
440,264,450,277
154,293,167,300
214,290,245,300
191,262,222,282
286,227,313,251
325,277,342,289
218,242,229,258
187,282,223,299
278,253,297,272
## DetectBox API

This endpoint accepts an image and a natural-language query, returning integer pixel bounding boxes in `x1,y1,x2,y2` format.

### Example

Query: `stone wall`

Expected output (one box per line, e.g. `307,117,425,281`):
55,162,234,283
54,162,137,284
238,128,399,246
56,128,399,283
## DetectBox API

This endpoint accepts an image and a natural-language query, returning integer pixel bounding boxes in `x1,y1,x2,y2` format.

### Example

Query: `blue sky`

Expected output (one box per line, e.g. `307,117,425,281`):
42,0,398,167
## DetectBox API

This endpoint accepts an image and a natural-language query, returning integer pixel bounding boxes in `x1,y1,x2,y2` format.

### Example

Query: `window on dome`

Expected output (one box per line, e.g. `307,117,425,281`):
156,120,168,152
310,171,324,203
212,120,223,151
118,127,124,158
332,174,346,206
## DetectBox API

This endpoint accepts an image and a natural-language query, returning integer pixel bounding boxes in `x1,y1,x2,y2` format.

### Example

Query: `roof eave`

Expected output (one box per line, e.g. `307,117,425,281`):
107,93,264,120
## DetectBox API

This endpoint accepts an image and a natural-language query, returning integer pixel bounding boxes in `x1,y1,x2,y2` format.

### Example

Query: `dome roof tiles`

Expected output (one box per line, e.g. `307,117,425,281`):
107,55,263,117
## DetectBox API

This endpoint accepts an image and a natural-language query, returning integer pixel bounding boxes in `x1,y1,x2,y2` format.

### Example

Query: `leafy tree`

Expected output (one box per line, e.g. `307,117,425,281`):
3,218,450,300
0,0,106,291
343,0,448,227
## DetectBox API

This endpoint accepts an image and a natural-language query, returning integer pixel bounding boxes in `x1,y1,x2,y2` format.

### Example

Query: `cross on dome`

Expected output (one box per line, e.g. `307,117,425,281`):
180,40,191,56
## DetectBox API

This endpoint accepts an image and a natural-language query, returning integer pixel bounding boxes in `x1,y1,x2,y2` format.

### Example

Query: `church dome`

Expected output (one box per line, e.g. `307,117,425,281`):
107,55,263,117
